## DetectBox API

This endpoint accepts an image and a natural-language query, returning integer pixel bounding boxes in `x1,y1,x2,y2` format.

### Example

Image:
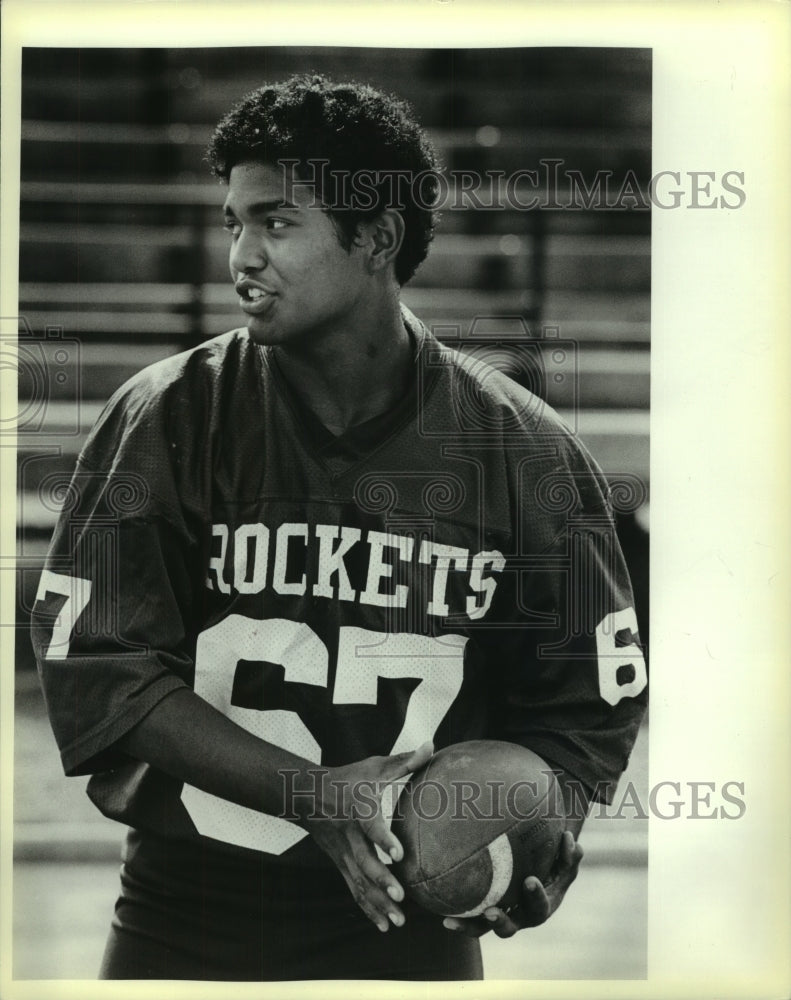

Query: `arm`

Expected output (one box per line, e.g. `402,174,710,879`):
116,685,433,932
30,386,429,933
445,474,646,939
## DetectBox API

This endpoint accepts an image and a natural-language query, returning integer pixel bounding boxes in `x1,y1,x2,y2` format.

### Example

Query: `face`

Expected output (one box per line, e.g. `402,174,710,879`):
223,161,369,347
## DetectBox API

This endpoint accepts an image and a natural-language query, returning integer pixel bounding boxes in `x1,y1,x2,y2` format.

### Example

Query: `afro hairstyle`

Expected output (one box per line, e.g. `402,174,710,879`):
206,74,441,284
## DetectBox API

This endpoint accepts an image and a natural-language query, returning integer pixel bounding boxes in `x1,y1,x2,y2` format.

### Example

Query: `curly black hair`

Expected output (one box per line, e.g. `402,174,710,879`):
206,74,441,284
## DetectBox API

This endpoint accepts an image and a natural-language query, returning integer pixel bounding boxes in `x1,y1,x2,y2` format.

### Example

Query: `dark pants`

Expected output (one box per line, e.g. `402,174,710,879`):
99,829,483,981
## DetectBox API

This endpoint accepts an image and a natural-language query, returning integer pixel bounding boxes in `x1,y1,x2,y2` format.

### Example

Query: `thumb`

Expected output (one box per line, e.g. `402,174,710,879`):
383,740,434,781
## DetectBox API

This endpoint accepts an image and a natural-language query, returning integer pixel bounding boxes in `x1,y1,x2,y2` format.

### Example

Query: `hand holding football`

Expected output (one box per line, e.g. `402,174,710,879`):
391,740,567,918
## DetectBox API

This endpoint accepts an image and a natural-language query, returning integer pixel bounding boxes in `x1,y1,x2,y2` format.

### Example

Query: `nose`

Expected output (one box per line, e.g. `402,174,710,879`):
228,226,266,277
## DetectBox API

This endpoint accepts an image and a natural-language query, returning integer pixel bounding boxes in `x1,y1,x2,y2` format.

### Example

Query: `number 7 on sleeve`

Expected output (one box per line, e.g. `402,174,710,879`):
34,570,93,660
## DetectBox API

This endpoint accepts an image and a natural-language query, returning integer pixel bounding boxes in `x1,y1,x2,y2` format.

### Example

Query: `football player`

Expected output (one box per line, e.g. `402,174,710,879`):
31,75,647,980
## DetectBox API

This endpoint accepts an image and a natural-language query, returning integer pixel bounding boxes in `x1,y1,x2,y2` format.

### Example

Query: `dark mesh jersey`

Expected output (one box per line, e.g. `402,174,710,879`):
31,309,647,867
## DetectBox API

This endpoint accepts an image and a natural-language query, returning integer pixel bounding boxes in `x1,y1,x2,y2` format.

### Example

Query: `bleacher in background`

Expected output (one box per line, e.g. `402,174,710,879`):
15,47,651,665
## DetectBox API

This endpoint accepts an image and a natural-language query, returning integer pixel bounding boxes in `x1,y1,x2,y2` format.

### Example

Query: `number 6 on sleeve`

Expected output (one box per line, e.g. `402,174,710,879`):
595,607,647,706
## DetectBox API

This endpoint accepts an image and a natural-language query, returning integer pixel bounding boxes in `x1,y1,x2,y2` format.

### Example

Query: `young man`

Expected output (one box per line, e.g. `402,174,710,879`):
31,75,647,981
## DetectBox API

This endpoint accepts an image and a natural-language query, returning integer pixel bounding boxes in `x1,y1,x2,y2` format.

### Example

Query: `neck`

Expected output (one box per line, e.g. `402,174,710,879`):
271,293,413,434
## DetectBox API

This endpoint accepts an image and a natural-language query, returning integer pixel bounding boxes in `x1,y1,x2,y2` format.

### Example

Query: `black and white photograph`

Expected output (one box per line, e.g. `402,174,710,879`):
1,2,788,997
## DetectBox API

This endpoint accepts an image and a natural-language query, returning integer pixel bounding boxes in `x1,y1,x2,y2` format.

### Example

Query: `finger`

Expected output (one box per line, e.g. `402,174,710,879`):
361,806,406,863
406,739,434,771
383,741,434,780
343,859,407,932
558,829,581,869
482,907,520,939
442,916,491,939
559,830,575,865
518,876,552,927
350,830,406,925
356,849,405,915
340,869,391,933
362,742,434,862
549,837,584,892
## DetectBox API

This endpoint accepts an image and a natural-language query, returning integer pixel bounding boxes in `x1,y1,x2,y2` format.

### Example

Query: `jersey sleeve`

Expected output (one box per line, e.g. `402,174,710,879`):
496,442,648,804
30,376,205,777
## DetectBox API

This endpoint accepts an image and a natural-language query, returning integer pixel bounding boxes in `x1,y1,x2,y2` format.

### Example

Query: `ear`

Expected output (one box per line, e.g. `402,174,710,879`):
364,209,405,274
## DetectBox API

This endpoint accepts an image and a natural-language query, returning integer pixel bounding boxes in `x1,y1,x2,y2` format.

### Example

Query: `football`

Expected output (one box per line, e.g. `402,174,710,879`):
391,740,566,918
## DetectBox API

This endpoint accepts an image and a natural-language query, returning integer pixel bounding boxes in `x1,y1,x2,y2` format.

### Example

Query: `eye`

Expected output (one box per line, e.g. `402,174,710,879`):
265,218,289,231
223,220,242,238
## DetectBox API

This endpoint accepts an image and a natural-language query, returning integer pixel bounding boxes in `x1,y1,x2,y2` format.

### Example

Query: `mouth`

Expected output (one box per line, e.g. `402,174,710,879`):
235,279,276,316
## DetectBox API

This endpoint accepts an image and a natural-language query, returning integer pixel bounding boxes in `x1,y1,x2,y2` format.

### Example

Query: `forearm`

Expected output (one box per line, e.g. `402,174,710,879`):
116,686,318,826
